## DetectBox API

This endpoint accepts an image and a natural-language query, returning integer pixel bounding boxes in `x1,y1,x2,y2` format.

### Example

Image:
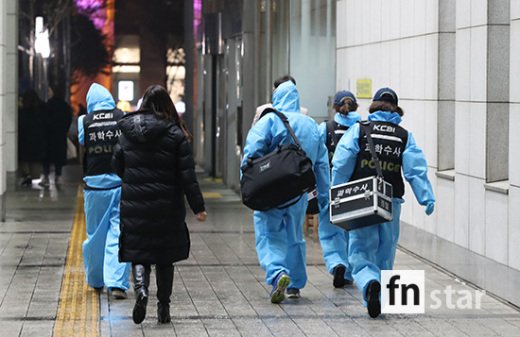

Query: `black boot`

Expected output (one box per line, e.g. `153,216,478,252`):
366,280,381,318
157,302,171,324
156,264,174,323
333,265,346,288
132,264,150,324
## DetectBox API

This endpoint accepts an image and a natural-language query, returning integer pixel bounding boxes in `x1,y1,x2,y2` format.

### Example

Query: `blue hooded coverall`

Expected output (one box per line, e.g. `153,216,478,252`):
242,81,330,289
78,83,130,290
317,112,361,281
331,110,434,304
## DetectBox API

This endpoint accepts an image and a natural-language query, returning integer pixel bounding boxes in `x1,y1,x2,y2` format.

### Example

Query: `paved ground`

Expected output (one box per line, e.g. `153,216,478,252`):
1,166,520,337
0,170,77,337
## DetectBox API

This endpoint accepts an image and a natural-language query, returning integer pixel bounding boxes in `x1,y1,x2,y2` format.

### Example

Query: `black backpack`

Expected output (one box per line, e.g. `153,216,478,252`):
325,120,349,164
240,108,316,211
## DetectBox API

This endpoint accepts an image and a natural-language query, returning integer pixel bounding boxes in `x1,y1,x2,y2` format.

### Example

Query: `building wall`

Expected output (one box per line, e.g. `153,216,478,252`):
336,0,440,233
337,0,518,270
454,0,510,264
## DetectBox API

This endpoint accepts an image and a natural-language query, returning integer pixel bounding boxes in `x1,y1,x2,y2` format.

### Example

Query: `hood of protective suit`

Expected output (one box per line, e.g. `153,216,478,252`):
335,111,361,127
368,110,402,125
118,111,171,143
272,81,300,113
86,83,116,113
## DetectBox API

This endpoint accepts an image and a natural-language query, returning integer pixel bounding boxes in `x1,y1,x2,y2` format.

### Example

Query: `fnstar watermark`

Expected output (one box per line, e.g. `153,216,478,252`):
381,270,486,314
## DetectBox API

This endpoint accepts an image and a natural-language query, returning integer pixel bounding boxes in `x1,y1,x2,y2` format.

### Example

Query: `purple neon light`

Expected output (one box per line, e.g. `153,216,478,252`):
194,0,202,33
75,0,106,30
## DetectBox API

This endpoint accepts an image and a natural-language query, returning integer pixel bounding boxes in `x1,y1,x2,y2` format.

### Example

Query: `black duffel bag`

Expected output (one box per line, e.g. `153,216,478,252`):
240,108,316,211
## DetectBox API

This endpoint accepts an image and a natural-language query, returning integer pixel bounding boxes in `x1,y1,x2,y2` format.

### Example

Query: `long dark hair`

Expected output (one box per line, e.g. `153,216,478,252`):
140,85,192,141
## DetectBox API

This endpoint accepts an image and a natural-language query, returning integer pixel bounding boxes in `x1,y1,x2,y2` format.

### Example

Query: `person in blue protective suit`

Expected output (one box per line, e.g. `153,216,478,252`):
78,83,131,299
331,87,435,318
242,79,330,303
317,90,361,289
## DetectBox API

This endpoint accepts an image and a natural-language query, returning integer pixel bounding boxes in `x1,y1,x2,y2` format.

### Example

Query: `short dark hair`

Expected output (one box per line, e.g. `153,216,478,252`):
273,75,296,89
368,101,404,116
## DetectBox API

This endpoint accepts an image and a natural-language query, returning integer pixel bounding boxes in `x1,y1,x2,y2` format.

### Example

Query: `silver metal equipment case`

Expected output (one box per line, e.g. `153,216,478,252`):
330,176,393,231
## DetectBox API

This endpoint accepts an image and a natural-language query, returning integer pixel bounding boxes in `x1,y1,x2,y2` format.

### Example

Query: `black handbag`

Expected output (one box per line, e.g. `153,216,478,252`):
240,108,316,211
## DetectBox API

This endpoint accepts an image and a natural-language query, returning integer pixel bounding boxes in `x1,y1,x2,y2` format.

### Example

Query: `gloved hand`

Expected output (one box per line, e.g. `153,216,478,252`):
425,202,435,215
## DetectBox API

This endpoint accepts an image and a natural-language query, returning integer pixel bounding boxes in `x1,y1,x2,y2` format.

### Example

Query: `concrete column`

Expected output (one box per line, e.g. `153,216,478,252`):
511,0,520,187
435,0,457,244
5,0,18,174
509,0,520,270
437,0,456,171
0,0,6,221
242,0,257,132
184,0,194,138
485,0,510,183
264,0,272,102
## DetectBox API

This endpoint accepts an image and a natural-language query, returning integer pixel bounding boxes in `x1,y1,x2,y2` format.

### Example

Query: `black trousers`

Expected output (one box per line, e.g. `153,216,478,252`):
132,263,174,304
43,161,63,176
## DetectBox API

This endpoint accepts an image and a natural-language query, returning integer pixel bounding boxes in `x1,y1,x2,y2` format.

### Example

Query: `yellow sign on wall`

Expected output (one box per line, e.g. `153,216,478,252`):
356,79,373,99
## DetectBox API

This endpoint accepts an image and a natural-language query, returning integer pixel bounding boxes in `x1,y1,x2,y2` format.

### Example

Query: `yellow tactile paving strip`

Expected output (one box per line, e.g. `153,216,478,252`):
53,189,100,337
204,177,223,183
202,192,223,199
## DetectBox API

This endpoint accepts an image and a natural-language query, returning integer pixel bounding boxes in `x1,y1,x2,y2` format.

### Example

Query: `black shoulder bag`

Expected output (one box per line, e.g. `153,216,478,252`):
240,108,316,211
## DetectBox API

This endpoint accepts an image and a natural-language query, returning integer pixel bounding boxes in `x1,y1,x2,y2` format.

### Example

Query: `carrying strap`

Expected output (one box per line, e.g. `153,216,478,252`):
359,121,384,178
276,195,304,210
325,120,338,148
260,107,303,149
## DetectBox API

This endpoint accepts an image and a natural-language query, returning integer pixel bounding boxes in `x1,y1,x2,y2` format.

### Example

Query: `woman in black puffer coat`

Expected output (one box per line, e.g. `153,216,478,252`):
112,85,207,325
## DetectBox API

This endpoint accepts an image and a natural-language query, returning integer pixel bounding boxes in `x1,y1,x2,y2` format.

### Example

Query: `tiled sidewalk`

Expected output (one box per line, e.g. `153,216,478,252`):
0,170,77,337
100,178,520,337
1,170,520,337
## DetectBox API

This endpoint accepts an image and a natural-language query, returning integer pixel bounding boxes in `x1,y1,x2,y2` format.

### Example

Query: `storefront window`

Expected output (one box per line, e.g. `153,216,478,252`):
289,0,336,119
